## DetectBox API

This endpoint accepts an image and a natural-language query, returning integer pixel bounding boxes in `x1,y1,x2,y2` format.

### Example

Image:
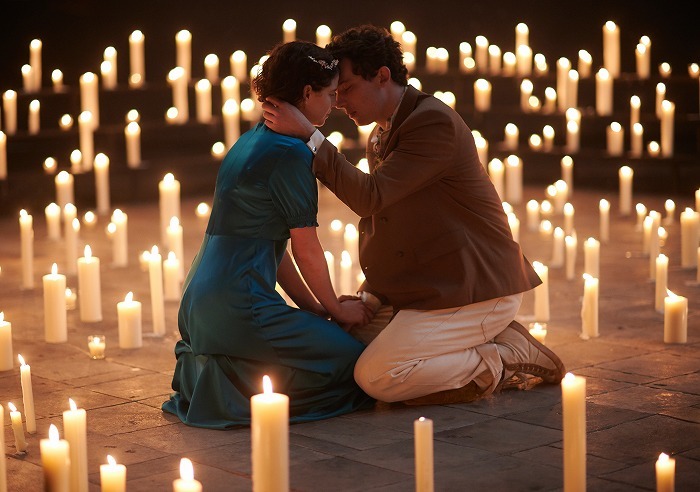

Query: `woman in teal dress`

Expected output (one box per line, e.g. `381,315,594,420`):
162,41,374,428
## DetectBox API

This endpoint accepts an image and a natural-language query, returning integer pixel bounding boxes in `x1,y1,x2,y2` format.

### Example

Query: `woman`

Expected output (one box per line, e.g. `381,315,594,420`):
162,41,374,428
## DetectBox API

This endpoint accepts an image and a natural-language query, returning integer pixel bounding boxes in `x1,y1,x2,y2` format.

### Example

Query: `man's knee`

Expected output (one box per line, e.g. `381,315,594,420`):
354,356,396,402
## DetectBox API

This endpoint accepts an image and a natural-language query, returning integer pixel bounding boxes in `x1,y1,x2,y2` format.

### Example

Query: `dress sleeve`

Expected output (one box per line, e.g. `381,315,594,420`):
269,145,320,229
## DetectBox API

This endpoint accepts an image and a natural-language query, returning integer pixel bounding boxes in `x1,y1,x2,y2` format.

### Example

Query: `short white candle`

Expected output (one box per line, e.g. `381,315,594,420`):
561,373,586,491
167,216,185,281
581,274,599,339
606,122,624,156
577,50,591,78
28,99,40,134
542,125,555,152
602,21,620,77
655,452,675,492
204,53,219,83
655,254,668,313
663,199,675,225
459,42,473,73
100,455,127,492
316,24,331,47
251,376,289,492
8,402,28,452
488,44,502,75
565,234,577,281
125,121,141,168
599,199,610,243
78,245,103,322
505,155,522,205
533,261,550,322
2,90,18,135
43,263,67,343
129,30,145,87
174,458,202,492
655,83,666,119
40,424,70,489
17,354,36,434
487,158,504,201
159,173,181,245
551,227,565,268
43,202,61,242
175,30,192,80
663,290,688,344
565,120,580,153
149,246,166,336
564,202,575,235
195,79,213,123
0,312,13,371
520,79,533,112
631,123,644,157
282,18,296,42
414,417,434,492
618,166,633,216
680,208,699,268
595,68,613,116
118,292,143,349
63,398,88,492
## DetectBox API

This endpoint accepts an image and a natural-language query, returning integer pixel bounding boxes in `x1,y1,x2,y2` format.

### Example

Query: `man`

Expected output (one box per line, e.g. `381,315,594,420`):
262,25,566,405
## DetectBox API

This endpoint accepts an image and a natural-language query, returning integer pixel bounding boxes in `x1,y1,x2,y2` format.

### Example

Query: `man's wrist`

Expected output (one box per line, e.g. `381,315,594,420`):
306,129,325,155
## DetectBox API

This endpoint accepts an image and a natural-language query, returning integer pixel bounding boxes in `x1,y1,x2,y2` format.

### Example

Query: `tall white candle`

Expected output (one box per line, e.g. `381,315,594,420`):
94,153,111,215
148,246,166,336
663,290,687,343
561,373,586,491
516,44,532,77
204,53,219,83
129,30,145,87
251,375,289,492
175,30,192,81
28,99,40,134
663,199,675,225
78,245,102,322
414,417,434,492
526,200,539,231
520,79,533,112
19,209,35,289
618,166,633,216
43,263,67,343
556,58,571,113
655,453,675,492
660,100,675,157
63,398,88,492
599,199,610,243
533,261,550,322
100,455,127,492
167,216,185,281
17,354,36,434
110,209,129,267
680,208,699,268
40,424,69,490
606,122,624,156
2,90,17,135
196,79,213,123
125,121,141,168
564,202,575,235
117,292,143,349
0,312,13,371
55,171,75,210
222,99,240,149
282,18,296,43
8,402,28,453
475,36,489,73
551,227,565,268
79,73,99,129
474,79,491,112
173,458,202,492
602,21,620,77
655,83,666,119
583,238,600,278
595,68,613,116
78,111,94,169
635,41,650,79
159,173,181,245
45,202,62,240
504,123,519,151
565,234,577,281
655,254,668,313
505,155,522,205
581,274,599,339
163,251,181,301
488,158,504,201
230,50,247,82
631,123,644,157
168,67,188,123
316,24,331,47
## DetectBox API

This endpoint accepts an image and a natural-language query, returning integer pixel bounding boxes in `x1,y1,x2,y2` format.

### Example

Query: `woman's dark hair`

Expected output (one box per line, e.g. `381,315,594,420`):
327,25,408,86
252,41,339,105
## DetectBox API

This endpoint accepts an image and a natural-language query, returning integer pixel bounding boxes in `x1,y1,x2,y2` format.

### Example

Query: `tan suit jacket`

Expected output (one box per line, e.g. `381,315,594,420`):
314,86,541,310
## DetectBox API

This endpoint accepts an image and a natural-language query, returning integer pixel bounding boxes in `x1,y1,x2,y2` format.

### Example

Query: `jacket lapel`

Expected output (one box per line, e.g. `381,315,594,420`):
380,85,423,160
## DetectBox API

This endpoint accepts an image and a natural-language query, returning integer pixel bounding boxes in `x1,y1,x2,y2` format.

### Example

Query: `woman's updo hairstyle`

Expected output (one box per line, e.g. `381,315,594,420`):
253,40,339,106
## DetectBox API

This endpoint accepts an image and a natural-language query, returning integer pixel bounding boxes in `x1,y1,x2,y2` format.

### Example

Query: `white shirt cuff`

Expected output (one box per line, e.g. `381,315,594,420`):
306,129,325,154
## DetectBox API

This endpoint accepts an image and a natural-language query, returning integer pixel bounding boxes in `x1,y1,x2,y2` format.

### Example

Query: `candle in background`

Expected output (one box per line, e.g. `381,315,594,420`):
526,200,539,231
117,292,143,349
65,212,80,276
17,354,36,434
635,41,650,79
561,373,586,491
459,42,472,74
551,227,565,268
660,100,675,157
230,50,247,83
618,166,633,216
529,322,547,344
655,254,668,313
680,208,699,268
282,18,296,43
0,403,5,491
505,155,522,205
414,417,434,492
52,69,64,91
566,69,579,110
167,216,185,280
599,199,610,243
195,79,213,124
100,455,127,492
125,121,141,168
533,261,550,322
648,211,661,280
583,237,600,278
110,209,129,267
474,35,489,73
563,203,575,235
515,22,529,51
149,245,166,336
581,274,599,339
40,424,70,490
19,209,34,289
129,30,145,87
664,290,687,344
173,458,202,492
79,72,99,129
163,251,182,301
606,122,624,156
45,202,61,240
556,57,571,113
223,99,240,149
516,44,532,77
324,251,337,291
70,149,82,173
159,173,181,245
663,199,675,225
8,402,28,452
543,125,555,152
78,111,95,169
630,95,641,129
65,288,77,310
636,203,648,231
565,234,577,281
631,123,644,157
3,90,18,135
63,398,88,492
55,171,75,210
595,68,613,116
168,67,188,123
175,30,192,81
603,21,620,77
520,79,533,112
655,453,675,492
87,335,106,359
577,50,591,78
0,131,6,180
78,245,103,322
507,213,520,243
251,375,289,492
0,312,13,371
203,53,219,84
503,123,519,151
339,250,353,295
344,223,359,265
655,82,666,119
44,263,67,343
487,158,504,201
94,153,111,215
28,99,40,134
316,24,332,47
488,44,501,76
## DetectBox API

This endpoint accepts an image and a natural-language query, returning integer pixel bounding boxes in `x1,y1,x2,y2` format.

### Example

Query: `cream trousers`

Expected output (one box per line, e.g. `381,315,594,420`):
350,293,523,402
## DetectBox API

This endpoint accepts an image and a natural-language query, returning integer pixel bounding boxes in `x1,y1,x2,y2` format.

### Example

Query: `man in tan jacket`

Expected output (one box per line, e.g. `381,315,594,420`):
262,25,565,405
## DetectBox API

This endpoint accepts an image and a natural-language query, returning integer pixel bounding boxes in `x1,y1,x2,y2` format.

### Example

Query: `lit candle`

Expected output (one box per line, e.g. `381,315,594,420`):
110,209,129,267
631,123,644,157
316,24,331,47
599,199,610,243
529,322,547,345
602,21,620,78
125,121,141,168
680,208,699,268
17,354,36,434
40,424,70,490
0,131,6,180
505,155,522,205
459,42,472,73
663,290,687,344
663,199,675,225
515,22,529,50
55,170,75,211
474,79,491,112
43,263,67,343
251,375,289,492
282,18,296,43
8,402,28,452
79,72,99,129
551,227,565,268
655,83,666,119
606,122,624,156
564,202,575,235
487,158,504,201
101,61,116,91
655,254,668,313
533,261,550,322
168,67,188,123
414,417,434,492
203,53,219,83
583,237,600,278
556,58,571,113
566,120,580,154
561,373,586,491
660,100,675,158
581,274,599,339
117,292,143,349
344,223,359,266
163,251,181,301
93,153,111,214
63,398,88,492
28,99,40,134
577,50,591,78
65,288,76,310
565,235,577,281
129,30,145,87
648,211,661,280
230,50,247,82
526,200,539,231
195,79,212,123
655,452,675,492
167,216,185,281
78,111,94,169
596,68,613,116
0,403,6,491
540,219,553,242
475,36,489,73
635,40,651,79
87,335,106,359
159,173,181,245
149,246,166,336
543,125,555,152
0,312,12,371
2,90,17,135
339,250,353,295
507,213,520,243
175,30,192,80
516,44,532,77
618,166,633,216
658,62,672,78
65,212,80,276
70,149,82,173
78,245,103,322
488,44,502,75
100,455,126,492
504,123,519,151
222,99,240,149
501,51,515,76
173,458,202,492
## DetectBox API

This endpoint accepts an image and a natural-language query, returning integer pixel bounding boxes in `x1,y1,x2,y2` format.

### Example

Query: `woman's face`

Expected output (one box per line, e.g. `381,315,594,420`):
298,74,339,127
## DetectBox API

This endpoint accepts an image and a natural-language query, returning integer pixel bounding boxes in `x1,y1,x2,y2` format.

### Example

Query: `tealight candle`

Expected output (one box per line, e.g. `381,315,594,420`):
78,245,103,322
63,398,88,492
8,402,28,452
663,290,687,343
100,455,127,492
43,263,67,343
529,323,548,345
561,373,586,491
251,376,289,492
173,458,202,492
414,417,434,492
86,335,106,359
40,424,70,489
17,354,36,434
65,287,77,310
0,312,13,371
655,453,675,492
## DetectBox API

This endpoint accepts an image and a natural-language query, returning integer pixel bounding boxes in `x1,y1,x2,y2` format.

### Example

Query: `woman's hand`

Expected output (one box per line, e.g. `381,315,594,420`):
331,298,375,332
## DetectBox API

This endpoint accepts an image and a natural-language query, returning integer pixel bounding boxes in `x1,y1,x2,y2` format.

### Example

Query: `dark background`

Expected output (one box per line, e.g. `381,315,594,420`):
1,0,697,90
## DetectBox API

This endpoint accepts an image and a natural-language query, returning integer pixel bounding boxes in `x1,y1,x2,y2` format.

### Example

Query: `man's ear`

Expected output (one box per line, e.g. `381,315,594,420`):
377,66,392,85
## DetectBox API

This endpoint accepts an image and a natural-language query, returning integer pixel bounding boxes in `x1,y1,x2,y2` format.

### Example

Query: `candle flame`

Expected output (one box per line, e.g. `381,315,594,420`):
163,172,174,183
51,263,58,275
418,416,426,422
665,289,677,299
18,354,26,366
151,245,159,255
20,209,27,217
49,423,59,441
84,245,92,258
563,372,575,382
69,398,77,411
126,291,133,302
262,375,273,394
168,251,177,261
0,311,4,322
658,452,669,462
180,458,194,480
107,455,117,466
582,273,593,281
169,216,180,228
330,219,343,232
8,402,17,412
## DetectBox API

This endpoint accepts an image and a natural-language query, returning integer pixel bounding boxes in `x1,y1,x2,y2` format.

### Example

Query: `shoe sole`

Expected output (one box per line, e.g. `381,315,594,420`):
504,320,567,383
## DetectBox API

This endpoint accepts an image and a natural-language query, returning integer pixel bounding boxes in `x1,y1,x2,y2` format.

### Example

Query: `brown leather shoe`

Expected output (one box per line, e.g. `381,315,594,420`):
402,381,481,406
495,320,566,385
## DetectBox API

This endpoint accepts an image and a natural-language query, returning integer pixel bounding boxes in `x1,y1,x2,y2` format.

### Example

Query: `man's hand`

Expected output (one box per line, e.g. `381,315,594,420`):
332,298,375,332
262,96,316,140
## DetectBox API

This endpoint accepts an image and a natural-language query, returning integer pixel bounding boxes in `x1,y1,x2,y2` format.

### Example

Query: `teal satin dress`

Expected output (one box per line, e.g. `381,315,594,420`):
162,123,373,428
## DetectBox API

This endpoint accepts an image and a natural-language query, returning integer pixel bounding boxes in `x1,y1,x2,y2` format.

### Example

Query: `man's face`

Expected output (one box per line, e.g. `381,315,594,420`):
334,58,382,126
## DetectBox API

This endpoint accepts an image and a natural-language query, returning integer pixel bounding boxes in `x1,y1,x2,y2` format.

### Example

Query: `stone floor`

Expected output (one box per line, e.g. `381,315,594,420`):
1,182,698,491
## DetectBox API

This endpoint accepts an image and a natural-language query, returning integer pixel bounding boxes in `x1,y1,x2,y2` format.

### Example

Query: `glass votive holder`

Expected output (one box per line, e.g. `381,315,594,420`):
87,335,106,359
528,322,548,345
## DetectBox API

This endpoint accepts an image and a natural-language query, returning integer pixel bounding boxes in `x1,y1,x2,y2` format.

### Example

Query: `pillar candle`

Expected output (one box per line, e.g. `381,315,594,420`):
203,53,219,83
163,251,181,301
566,120,580,153
8,402,28,452
17,354,36,434
339,250,353,295
93,153,110,215
581,274,599,339
474,79,491,112
78,111,94,169
315,24,332,47
474,133,488,168
515,22,529,50
0,404,6,491
222,99,240,149
540,220,553,241
50,70,63,91
168,67,188,123
129,30,145,87
54,171,75,212
655,453,675,492
173,458,202,492
654,82,666,119
516,44,532,77
526,200,539,231
65,212,80,276
543,125,555,152
577,50,591,78
414,417,434,492
78,245,102,322
148,246,166,336
0,131,6,181
282,18,296,42
19,209,35,289
655,254,668,313
474,36,488,73
459,42,472,73
663,199,675,226
556,58,571,113
631,123,643,157
660,100,675,158
0,312,12,371
583,238,600,278
630,95,641,130
63,398,88,492
43,262,67,343
663,290,687,343
79,73,99,129
251,375,289,492
40,424,70,490
2,90,17,135
488,45,502,76
566,70,579,110
505,155,522,204
45,202,62,240
159,173,181,245
28,99,40,134
551,227,565,268
520,79,533,112
561,373,586,491
175,30,192,80
110,209,128,267
501,52,515,76
230,50,247,82
503,123,519,151
167,216,185,281
195,79,213,124
565,235,577,281
635,42,650,79
101,61,116,91
618,166,633,216
606,122,624,156
117,292,143,349
100,455,126,492
564,203,575,235
487,158,504,201
680,208,699,268
595,68,613,116
125,121,141,168
533,261,550,322
599,199,610,243
603,21,620,78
